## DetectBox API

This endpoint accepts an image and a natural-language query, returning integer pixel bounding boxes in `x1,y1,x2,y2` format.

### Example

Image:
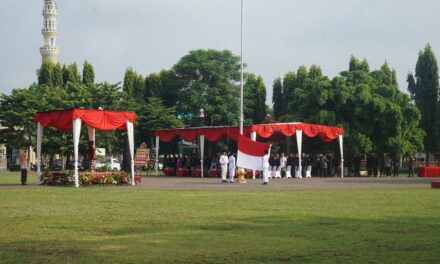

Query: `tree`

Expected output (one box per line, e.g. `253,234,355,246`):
409,44,439,164
53,63,63,87
123,67,145,100
174,49,241,126
37,62,54,86
82,61,95,86
272,77,284,119
282,72,297,113
137,97,184,147
279,57,424,159
254,75,267,124
62,63,82,85
244,73,267,124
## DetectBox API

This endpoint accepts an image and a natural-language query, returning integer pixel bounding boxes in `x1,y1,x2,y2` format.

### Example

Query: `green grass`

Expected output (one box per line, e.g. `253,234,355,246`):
0,172,439,263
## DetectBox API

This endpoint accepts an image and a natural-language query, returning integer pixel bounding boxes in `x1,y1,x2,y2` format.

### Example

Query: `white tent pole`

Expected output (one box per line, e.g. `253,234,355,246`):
155,136,160,176
36,122,43,183
251,131,257,179
296,130,303,177
339,135,344,178
200,135,205,178
126,121,135,186
73,118,82,188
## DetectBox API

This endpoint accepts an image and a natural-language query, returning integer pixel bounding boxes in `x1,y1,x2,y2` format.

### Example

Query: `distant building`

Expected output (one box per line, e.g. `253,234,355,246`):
40,0,60,63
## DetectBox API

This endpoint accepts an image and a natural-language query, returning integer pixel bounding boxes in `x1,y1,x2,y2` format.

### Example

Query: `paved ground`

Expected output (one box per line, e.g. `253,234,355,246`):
2,176,439,191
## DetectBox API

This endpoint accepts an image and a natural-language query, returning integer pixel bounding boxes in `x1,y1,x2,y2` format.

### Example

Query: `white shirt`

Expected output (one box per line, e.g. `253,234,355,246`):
228,156,236,169
280,156,287,168
262,154,270,169
220,155,229,166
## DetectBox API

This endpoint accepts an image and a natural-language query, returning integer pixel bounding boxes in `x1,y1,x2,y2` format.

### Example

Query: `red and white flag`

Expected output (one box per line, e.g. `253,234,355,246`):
237,135,270,171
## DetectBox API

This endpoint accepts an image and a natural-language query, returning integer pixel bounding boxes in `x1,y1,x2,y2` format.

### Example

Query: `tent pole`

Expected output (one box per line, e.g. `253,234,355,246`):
126,121,135,186
339,135,344,178
251,131,257,179
296,130,303,178
155,136,160,176
200,135,205,178
73,119,82,188
36,122,43,183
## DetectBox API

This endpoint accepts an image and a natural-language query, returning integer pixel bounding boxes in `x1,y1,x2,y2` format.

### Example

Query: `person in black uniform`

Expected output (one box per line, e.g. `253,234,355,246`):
269,153,276,171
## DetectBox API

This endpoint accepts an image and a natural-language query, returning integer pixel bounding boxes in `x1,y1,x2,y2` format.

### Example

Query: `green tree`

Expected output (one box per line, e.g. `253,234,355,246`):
137,97,184,147
272,77,284,119
174,49,241,126
82,61,95,86
244,74,267,124
123,68,145,100
37,62,54,86
409,44,439,164
64,63,82,84
53,63,63,87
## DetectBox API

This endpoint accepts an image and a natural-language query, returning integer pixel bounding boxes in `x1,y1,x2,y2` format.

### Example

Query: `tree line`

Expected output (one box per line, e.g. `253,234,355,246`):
0,45,438,168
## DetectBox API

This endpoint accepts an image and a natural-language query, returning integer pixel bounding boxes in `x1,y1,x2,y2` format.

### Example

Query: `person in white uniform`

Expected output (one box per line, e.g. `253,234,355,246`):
219,152,229,183
262,150,270,185
228,154,236,183
280,153,287,177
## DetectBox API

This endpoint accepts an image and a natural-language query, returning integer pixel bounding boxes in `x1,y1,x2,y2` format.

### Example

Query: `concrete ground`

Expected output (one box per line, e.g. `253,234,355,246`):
3,175,439,191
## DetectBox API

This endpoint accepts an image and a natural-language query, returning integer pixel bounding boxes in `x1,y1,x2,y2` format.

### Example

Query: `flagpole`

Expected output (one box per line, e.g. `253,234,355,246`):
239,0,244,135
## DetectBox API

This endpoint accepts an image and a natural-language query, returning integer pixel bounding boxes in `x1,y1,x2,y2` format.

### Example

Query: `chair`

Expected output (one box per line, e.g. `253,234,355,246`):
285,166,292,178
306,166,312,178
275,166,282,178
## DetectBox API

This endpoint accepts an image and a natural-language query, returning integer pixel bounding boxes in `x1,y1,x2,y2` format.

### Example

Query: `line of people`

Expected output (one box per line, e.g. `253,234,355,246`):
267,152,339,179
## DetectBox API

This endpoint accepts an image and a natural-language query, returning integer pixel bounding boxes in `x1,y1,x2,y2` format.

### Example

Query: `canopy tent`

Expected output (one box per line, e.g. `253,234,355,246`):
154,123,345,178
34,109,136,187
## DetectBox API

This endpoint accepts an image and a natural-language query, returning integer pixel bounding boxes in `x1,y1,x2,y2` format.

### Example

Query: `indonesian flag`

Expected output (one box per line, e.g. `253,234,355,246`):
237,135,271,171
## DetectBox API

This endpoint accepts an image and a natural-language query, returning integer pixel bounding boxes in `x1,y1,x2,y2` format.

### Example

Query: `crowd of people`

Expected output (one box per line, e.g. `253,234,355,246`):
163,152,341,179
265,152,340,178
162,152,418,183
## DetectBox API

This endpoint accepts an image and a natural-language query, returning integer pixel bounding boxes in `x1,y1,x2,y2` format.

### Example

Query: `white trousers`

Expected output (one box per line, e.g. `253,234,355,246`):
229,168,235,182
221,165,228,181
263,168,270,183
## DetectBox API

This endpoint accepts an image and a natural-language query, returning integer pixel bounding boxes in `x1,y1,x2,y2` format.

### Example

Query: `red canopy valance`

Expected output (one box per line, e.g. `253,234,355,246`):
34,109,136,131
155,123,344,143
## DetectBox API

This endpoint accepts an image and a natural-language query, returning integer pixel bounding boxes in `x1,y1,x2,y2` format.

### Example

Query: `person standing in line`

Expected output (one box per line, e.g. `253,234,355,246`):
408,156,415,177
379,156,385,177
280,153,287,177
20,151,28,185
228,153,236,183
321,156,328,178
287,153,294,177
385,156,392,177
262,150,270,185
219,151,229,183
372,155,379,177
269,153,275,171
392,158,399,177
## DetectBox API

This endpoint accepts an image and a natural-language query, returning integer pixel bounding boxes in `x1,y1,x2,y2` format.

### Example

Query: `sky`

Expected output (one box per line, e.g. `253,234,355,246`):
1,0,440,104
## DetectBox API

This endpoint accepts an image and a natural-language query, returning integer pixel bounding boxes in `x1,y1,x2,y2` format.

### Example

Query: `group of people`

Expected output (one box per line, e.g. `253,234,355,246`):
355,155,416,177
266,152,338,178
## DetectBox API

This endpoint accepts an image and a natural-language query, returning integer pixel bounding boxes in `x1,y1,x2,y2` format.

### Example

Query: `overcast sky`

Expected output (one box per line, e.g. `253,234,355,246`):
1,0,440,104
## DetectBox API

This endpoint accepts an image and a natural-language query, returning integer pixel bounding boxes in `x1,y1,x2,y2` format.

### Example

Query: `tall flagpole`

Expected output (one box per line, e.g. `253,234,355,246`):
240,0,244,135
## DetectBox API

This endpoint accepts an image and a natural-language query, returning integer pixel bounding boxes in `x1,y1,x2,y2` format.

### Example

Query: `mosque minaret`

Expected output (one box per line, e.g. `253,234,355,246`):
40,0,60,64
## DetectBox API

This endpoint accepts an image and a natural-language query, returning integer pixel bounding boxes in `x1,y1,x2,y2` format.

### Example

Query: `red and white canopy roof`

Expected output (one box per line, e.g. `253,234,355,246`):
34,109,136,131
155,123,344,143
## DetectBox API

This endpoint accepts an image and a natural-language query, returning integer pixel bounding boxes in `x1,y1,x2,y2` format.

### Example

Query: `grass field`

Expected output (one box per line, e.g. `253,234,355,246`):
0,172,439,263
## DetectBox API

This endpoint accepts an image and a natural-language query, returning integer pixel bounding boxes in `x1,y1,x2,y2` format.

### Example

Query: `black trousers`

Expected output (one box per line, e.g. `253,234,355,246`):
21,169,27,184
